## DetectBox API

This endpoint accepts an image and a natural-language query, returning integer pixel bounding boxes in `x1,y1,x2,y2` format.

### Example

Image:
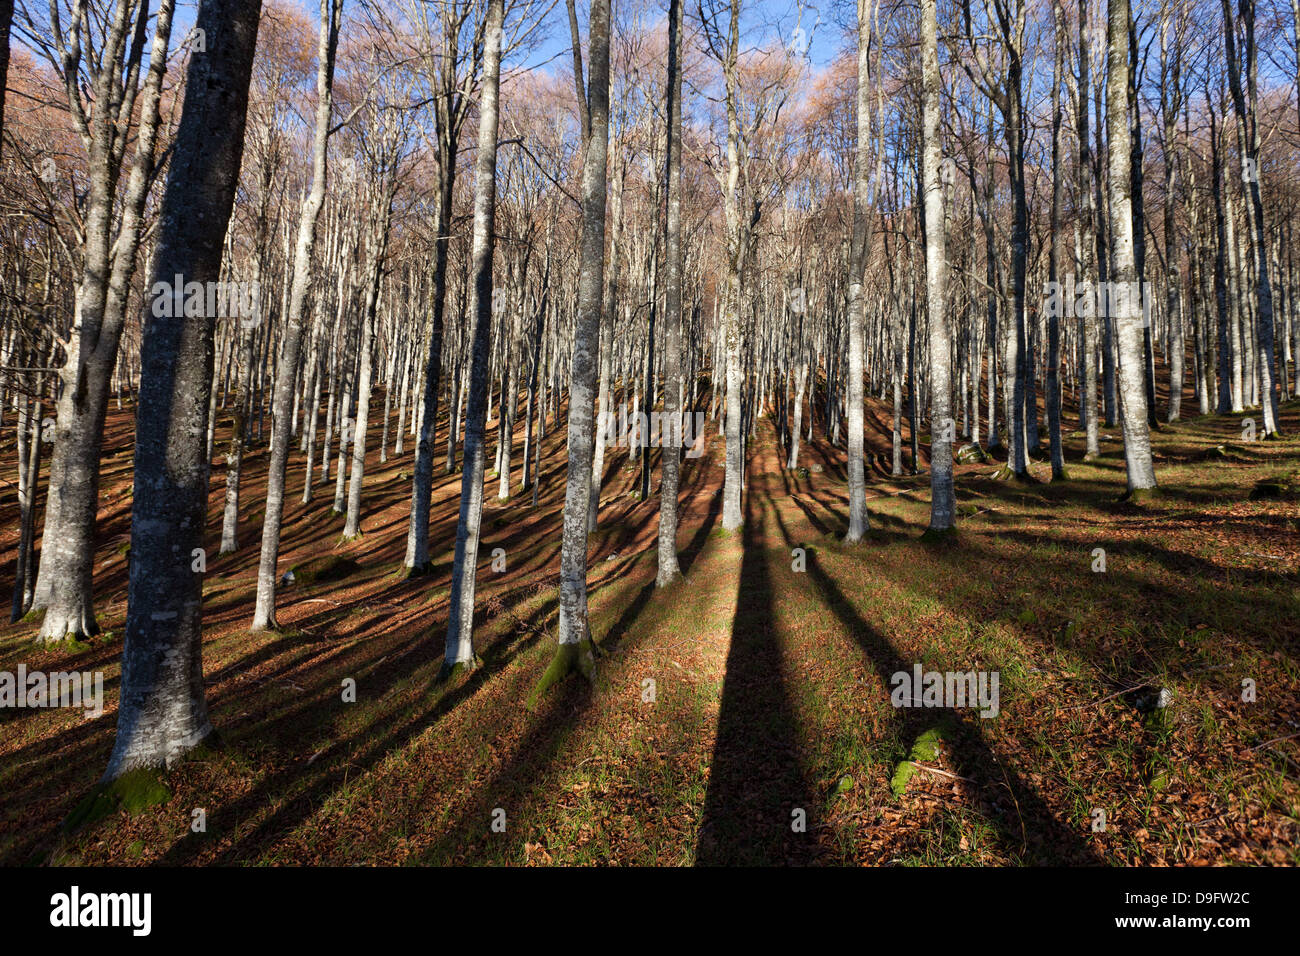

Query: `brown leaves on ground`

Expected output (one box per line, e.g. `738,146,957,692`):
0,396,1297,865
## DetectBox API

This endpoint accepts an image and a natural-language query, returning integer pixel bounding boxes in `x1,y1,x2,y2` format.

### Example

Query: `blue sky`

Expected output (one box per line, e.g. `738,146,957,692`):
514,0,847,73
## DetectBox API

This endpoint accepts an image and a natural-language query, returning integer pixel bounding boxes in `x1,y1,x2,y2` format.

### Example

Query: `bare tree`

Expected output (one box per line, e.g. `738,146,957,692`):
22,0,178,641
106,0,262,779
442,0,506,680
530,0,611,703
1106,0,1156,494
656,0,685,585
921,0,954,533
251,0,343,630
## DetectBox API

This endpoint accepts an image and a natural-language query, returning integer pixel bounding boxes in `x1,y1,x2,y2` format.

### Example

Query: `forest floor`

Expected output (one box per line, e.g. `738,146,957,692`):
2,394,1299,865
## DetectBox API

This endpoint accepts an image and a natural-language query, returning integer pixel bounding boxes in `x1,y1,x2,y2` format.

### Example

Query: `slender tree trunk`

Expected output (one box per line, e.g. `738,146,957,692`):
1046,0,1068,479
442,0,505,679
656,0,685,586
537,0,611,700
844,0,875,541
1107,0,1156,493
920,0,953,531
250,0,341,630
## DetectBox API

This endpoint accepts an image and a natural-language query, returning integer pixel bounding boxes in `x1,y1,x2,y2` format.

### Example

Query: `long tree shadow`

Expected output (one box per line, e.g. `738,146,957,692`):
695,491,819,866
766,493,1104,865
158,447,728,864
158,604,561,864
411,561,685,865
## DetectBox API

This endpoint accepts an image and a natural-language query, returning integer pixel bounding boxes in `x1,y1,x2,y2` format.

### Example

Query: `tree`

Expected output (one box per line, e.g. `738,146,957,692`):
1045,0,1068,479
656,0,685,586
1106,0,1156,494
1220,0,1279,437
403,0,487,573
250,0,343,631
105,0,263,778
24,0,179,641
844,0,876,542
530,0,611,703
920,0,953,533
442,0,506,680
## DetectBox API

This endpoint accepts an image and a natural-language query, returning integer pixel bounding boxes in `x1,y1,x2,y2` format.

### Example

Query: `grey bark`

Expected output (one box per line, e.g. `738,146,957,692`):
106,0,261,778
442,0,505,674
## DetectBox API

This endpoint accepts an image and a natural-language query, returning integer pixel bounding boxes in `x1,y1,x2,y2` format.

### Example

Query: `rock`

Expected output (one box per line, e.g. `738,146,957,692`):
1249,472,1300,501
1127,685,1173,715
289,554,361,586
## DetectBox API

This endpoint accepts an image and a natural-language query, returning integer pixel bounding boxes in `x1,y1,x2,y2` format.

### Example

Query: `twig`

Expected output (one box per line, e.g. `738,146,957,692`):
908,763,976,784
1059,683,1147,712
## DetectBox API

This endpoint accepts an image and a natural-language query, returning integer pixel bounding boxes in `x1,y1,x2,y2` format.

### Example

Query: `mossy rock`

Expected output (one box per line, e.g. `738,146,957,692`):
290,553,362,586
890,721,956,799
64,768,171,833
1017,608,1038,626
1249,472,1300,502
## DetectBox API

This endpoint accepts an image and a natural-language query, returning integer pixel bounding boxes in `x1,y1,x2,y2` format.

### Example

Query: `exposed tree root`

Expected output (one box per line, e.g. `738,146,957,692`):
435,657,482,686
526,638,596,711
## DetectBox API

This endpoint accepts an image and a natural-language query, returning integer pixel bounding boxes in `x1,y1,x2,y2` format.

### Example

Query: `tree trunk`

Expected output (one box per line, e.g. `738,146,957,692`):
921,0,953,531
656,0,685,586
106,0,261,778
1107,0,1156,493
442,0,506,679
538,0,611,701
250,0,341,629
844,0,875,541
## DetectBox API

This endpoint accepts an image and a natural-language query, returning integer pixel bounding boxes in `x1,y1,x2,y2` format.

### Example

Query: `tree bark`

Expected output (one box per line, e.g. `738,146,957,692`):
442,0,506,678
106,0,261,778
